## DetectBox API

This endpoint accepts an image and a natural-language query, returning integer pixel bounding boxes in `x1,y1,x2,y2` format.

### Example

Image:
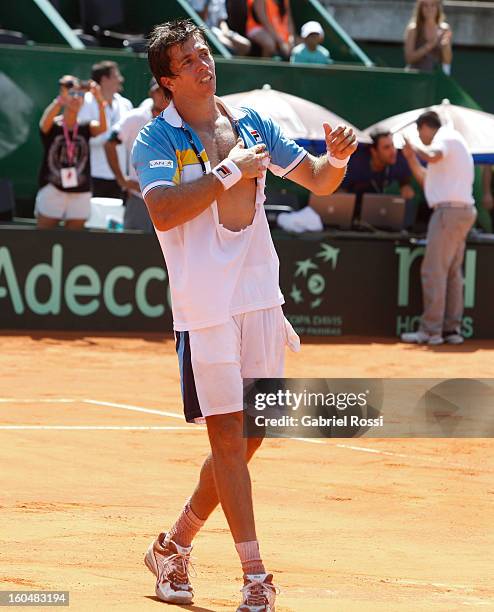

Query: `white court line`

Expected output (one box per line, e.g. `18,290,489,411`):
0,398,76,403
334,442,488,472
82,399,183,420
0,400,483,467
0,425,204,431
393,578,475,591
0,397,183,420
84,402,326,444
0,397,325,444
336,443,408,458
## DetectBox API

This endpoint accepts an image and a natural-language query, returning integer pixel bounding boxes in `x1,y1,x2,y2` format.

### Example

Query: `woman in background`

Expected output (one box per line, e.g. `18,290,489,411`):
404,0,452,75
246,0,295,59
36,77,106,230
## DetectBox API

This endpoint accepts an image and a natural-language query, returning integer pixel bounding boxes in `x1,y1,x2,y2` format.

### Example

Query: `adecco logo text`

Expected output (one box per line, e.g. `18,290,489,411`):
0,244,171,318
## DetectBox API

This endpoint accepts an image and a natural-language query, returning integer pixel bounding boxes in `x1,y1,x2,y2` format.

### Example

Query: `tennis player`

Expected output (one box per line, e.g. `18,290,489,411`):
132,19,357,611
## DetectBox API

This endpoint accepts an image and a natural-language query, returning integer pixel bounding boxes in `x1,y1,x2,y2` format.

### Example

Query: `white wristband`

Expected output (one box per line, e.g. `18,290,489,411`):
327,153,350,168
211,158,242,190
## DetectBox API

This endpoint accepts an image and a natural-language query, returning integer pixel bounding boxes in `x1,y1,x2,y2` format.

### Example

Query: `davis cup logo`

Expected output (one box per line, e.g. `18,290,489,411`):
289,242,340,309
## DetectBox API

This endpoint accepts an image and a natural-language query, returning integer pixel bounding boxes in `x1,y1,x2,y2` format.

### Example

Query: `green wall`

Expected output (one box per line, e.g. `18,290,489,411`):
360,41,494,115
214,57,476,127
0,0,82,47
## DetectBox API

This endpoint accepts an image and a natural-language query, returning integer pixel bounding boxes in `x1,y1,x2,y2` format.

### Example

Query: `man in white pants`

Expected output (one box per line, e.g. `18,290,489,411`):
401,111,476,346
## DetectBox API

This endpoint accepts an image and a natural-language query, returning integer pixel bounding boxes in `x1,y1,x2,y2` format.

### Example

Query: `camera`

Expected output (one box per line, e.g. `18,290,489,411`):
59,79,74,90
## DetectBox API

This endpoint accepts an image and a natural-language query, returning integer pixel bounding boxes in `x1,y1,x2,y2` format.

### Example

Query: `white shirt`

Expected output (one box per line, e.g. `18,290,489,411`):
112,102,153,198
79,92,133,180
132,99,307,331
425,126,474,207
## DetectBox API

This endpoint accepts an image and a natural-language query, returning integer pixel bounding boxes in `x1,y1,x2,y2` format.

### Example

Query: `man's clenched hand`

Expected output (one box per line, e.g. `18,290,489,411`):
228,138,270,179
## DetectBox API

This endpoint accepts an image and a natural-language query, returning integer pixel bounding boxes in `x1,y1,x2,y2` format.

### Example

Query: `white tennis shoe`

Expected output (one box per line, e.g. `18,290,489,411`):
236,573,278,612
443,332,465,344
401,331,444,345
144,532,194,604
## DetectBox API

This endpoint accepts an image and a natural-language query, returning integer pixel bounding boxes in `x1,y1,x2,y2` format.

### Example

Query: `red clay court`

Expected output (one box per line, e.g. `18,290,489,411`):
1,333,493,611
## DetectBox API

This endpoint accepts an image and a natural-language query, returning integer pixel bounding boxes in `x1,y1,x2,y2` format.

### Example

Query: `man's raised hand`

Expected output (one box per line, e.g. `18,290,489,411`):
401,137,416,162
324,123,357,161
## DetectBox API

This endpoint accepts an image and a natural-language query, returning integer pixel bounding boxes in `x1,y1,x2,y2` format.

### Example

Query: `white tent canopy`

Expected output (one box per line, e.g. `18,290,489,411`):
364,99,494,158
222,84,371,144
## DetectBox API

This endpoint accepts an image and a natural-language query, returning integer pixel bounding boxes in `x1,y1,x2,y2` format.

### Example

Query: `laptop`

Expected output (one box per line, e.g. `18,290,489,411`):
360,193,406,231
264,188,300,228
308,192,356,229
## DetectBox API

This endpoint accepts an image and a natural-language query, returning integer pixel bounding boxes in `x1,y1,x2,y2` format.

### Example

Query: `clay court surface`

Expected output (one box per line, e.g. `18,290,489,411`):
1,332,493,611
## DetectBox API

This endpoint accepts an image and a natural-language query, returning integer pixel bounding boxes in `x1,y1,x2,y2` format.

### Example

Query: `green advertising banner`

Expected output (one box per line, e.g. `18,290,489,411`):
0,227,493,337
275,233,493,338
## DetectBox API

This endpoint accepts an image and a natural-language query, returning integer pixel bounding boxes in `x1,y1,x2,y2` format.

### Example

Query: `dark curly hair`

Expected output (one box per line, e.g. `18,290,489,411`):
147,19,210,100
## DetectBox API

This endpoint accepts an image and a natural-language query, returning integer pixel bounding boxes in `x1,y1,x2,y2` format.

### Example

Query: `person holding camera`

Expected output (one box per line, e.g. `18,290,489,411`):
35,76,107,229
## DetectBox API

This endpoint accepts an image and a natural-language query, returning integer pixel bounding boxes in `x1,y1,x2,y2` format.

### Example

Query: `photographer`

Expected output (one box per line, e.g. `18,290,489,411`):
35,76,107,229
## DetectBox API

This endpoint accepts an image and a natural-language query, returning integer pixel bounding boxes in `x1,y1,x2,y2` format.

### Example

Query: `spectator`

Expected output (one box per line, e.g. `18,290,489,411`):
277,131,415,232
58,74,77,98
79,60,133,199
246,0,295,59
190,0,251,55
290,20,332,65
401,111,476,345
342,131,415,216
104,79,167,232
35,77,107,230
404,0,453,75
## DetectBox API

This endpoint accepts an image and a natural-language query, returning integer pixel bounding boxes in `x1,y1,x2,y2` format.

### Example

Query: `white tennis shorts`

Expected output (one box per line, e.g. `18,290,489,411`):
175,306,300,423
35,183,91,220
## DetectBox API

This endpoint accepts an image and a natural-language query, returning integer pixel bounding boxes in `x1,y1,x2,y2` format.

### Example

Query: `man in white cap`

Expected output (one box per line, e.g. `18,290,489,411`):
290,20,332,65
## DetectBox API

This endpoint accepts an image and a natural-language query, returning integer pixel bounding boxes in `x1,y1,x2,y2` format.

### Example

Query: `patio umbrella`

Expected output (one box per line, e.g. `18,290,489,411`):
221,84,371,146
363,99,494,163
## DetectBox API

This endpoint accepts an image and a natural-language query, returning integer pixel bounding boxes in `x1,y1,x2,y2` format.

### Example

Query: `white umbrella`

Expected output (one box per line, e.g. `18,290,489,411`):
363,99,494,157
221,84,371,144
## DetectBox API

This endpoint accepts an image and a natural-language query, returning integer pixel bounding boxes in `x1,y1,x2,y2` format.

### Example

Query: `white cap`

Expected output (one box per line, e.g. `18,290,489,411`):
300,21,324,38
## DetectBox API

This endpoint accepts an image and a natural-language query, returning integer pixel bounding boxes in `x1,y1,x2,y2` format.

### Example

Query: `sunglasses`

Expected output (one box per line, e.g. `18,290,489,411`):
68,90,85,98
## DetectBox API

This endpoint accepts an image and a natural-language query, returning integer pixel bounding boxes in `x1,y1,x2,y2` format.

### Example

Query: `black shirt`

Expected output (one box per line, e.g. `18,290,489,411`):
342,146,412,202
38,120,92,193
